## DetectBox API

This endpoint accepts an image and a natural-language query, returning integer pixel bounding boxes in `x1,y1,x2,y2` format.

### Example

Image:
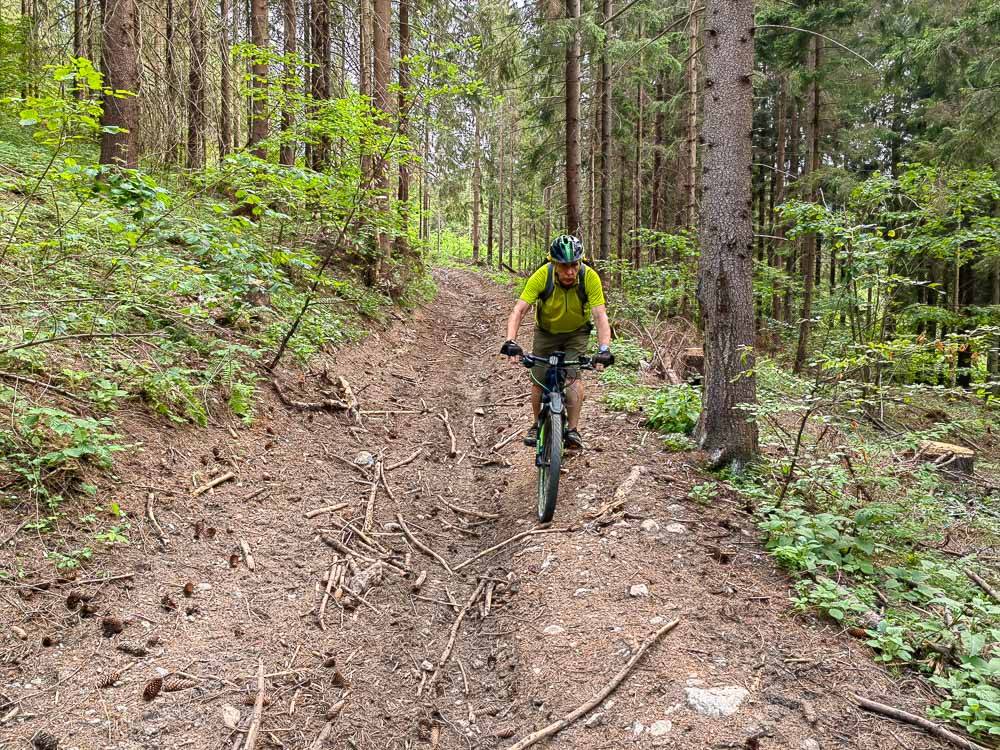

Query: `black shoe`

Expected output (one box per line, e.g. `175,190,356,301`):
523,425,538,446
564,429,584,450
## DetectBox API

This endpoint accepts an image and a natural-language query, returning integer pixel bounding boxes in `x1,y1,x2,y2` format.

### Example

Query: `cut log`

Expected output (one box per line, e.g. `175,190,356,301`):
681,347,704,378
918,441,974,476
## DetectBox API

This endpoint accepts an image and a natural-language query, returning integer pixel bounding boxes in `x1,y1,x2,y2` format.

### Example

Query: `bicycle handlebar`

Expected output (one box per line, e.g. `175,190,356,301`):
520,353,595,370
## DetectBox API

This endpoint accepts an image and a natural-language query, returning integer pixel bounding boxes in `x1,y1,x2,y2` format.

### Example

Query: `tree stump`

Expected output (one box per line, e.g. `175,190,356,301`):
682,347,704,379
918,441,975,476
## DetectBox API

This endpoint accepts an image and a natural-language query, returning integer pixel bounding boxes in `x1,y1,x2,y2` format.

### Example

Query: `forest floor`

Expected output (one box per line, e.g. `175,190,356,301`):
0,268,956,750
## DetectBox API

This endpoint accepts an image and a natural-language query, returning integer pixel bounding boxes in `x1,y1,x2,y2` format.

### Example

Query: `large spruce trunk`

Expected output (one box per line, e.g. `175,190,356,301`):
99,0,140,168
248,0,269,156
279,0,297,166
693,0,758,470
564,0,582,235
187,0,207,168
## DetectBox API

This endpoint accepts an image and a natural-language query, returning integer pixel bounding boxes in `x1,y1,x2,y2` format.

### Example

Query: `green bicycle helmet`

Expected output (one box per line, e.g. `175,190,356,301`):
548,234,584,263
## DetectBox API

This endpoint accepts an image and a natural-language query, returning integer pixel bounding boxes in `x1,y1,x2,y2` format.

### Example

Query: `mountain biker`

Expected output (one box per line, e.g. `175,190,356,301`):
500,234,614,449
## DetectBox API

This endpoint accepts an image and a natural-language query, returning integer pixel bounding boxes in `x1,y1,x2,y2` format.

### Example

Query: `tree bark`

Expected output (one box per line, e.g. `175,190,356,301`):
371,0,391,281
498,120,505,269
564,0,582,235
991,258,999,376
598,0,612,262
472,111,482,264
794,36,822,374
74,0,84,99
783,100,800,322
693,0,758,471
685,0,700,229
279,0,297,166
650,75,665,244
396,0,411,258
769,74,787,322
248,0,269,157
487,196,494,267
218,0,232,158
310,0,330,169
187,0,207,168
359,0,372,183
164,0,181,162
632,75,643,268
99,0,140,168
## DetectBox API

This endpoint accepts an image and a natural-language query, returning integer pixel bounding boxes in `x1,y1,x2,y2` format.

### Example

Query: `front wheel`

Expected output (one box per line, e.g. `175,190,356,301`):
537,411,562,523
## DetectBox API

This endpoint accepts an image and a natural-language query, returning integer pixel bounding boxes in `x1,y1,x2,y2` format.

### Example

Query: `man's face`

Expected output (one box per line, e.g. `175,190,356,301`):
555,261,580,287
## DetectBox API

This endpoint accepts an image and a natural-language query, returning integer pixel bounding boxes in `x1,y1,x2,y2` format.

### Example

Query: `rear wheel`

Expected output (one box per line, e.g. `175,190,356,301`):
536,411,562,523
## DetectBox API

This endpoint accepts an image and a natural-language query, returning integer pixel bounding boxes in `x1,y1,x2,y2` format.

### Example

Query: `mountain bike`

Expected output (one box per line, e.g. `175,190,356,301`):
521,351,594,523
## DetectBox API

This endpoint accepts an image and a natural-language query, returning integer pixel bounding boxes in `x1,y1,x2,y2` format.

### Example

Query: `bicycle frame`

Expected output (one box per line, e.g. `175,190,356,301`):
521,351,591,454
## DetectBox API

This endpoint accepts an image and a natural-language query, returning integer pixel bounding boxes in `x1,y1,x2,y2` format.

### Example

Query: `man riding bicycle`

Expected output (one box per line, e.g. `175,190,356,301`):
500,235,614,449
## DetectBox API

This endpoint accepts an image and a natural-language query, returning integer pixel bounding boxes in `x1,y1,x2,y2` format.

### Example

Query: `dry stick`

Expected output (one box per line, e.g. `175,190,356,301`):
963,568,999,602
363,467,380,532
397,514,454,574
318,562,338,631
192,471,235,497
328,452,372,478
309,697,347,749
386,447,424,472
337,376,361,424
506,619,682,750
378,462,397,501
243,659,267,750
304,502,350,520
438,410,458,457
239,539,256,571
453,527,572,572
422,580,488,697
854,695,990,750
440,497,500,520
0,371,87,403
328,516,391,556
145,492,168,551
491,427,528,452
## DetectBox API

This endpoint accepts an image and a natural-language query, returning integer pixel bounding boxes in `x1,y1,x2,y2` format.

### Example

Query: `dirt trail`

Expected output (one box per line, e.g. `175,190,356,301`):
2,269,950,749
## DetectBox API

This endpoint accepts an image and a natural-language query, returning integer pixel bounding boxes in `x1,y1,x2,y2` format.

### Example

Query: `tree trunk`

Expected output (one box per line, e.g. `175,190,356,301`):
279,0,297,165
564,0,582,235
396,0,411,258
616,144,626,263
783,100,800,322
769,75,786,322
74,0,84,98
164,0,181,163
650,75,665,245
310,0,330,169
248,0,269,157
219,0,232,158
991,258,999,376
793,36,822,374
99,0,140,168
598,0,612,262
632,77,644,268
371,0,391,280
693,0,758,471
498,121,505,269
359,0,372,182
187,0,206,168
487,196,494,267
472,111,482,264
685,0,700,229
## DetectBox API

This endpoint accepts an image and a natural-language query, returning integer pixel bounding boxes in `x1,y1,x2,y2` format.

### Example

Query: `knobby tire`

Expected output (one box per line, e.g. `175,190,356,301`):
537,411,562,523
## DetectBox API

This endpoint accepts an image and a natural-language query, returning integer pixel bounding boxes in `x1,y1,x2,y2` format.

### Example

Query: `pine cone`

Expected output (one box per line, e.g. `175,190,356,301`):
163,678,196,692
242,692,272,706
97,672,120,689
182,581,194,597
117,642,148,657
142,677,163,702
101,616,124,637
31,732,59,750
228,553,240,568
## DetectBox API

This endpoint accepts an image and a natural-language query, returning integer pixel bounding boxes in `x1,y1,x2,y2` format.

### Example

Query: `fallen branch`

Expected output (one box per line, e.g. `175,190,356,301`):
378,462,396,501
491,426,528,452
309,698,347,748
964,568,999,602
438,409,458,457
854,695,990,750
0,371,87,403
396,514,454,574
587,466,644,519
272,379,349,413
328,452,372,478
318,562,338,631
453,526,573,572
422,580,487,697
326,516,391,556
305,502,350,520
239,539,256,571
145,492,168,551
386,448,424,472
363,465,380,533
506,619,681,750
243,659,267,750
192,471,235,497
440,497,500,520
337,376,361,424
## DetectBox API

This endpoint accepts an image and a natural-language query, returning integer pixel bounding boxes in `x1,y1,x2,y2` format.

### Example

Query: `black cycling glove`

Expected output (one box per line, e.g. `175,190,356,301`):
500,340,523,358
593,347,615,367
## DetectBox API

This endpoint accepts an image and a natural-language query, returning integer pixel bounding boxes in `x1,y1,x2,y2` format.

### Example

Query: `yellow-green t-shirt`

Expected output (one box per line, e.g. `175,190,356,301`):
519,263,605,334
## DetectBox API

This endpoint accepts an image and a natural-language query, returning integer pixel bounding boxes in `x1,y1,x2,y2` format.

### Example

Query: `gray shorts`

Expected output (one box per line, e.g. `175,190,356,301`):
530,327,590,386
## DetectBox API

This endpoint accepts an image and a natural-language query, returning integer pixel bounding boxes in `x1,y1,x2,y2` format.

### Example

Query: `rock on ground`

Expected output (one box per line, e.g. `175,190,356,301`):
684,686,750,718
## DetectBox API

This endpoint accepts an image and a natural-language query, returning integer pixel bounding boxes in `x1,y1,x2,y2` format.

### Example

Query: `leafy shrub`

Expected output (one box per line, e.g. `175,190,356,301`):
644,385,701,434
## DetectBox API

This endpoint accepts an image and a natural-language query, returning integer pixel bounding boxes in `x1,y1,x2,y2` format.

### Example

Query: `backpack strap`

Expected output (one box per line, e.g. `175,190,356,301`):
537,263,556,303
536,263,592,331
576,264,590,315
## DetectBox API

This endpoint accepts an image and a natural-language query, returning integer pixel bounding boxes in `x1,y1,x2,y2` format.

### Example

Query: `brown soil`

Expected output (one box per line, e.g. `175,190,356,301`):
1,269,953,749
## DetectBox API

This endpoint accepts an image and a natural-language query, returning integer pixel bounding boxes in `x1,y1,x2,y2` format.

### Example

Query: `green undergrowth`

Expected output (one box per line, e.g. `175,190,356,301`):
0,123,429,556
732,362,1000,740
